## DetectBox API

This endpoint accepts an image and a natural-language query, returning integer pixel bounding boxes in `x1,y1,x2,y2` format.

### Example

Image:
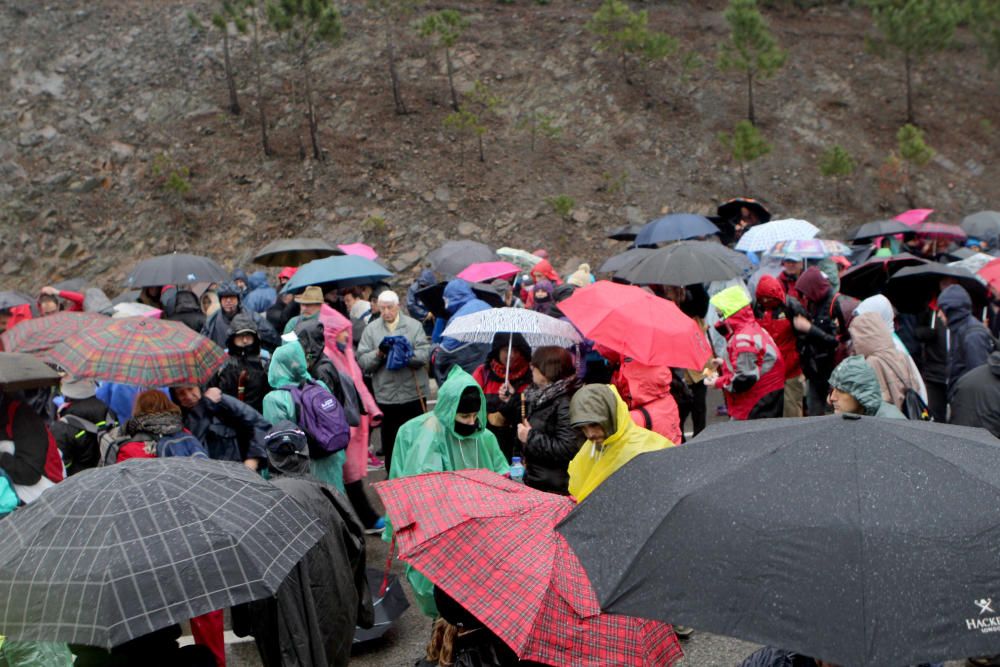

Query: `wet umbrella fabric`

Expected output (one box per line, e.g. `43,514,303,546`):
838,253,928,300
895,208,934,225
0,352,62,392
717,198,772,224
606,224,644,241
496,247,542,269
978,258,1000,292
457,261,521,283
1,311,109,358
619,241,749,285
733,218,819,253
597,248,655,275
914,221,967,240
427,241,498,277
280,255,393,294
849,219,911,242
558,414,1000,667
634,214,719,247
766,239,852,259
337,242,378,260
962,211,1000,242
885,263,988,314
0,457,325,649
0,292,33,310
124,253,229,288
415,281,504,318
253,238,342,267
352,567,409,643
441,307,582,348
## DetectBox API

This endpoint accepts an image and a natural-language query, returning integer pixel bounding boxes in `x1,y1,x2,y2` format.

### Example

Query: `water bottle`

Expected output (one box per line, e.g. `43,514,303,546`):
509,457,525,484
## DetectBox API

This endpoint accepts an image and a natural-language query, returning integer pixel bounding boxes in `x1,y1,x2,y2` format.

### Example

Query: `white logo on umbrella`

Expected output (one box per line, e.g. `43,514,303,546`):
976,598,994,615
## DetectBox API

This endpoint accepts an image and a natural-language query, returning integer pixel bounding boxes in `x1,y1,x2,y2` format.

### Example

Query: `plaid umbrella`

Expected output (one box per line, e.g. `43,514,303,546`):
734,218,819,252
49,317,226,386
914,221,967,240
1,311,109,358
0,457,325,648
376,470,682,667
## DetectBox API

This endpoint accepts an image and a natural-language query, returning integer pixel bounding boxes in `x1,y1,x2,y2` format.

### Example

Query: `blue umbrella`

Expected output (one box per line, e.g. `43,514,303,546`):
280,255,393,293
634,213,719,247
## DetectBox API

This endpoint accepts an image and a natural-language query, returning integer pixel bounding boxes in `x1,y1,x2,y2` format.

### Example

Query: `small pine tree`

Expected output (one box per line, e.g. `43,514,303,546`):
188,3,243,116
969,0,1000,70
419,10,468,112
515,110,562,152
586,0,677,85
368,0,424,115
819,144,856,199
717,0,786,125
896,123,934,206
233,0,273,156
718,120,772,191
443,109,483,165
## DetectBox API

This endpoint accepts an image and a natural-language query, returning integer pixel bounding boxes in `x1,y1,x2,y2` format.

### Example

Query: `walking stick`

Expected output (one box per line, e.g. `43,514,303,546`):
412,370,427,413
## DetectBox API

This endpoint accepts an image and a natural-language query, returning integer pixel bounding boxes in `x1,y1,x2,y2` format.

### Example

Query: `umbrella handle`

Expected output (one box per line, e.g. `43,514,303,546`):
380,533,396,598
504,334,513,394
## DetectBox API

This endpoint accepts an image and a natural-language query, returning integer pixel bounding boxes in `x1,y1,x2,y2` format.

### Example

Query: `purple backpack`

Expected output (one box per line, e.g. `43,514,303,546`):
280,381,350,458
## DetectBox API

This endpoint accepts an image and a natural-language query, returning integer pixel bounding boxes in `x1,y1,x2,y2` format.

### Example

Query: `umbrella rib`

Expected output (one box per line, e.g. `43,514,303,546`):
851,443,869,667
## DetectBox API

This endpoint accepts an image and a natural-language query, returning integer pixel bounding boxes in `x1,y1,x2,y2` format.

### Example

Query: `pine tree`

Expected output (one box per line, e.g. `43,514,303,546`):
718,120,772,191
419,10,468,112
896,123,934,205
233,0,273,156
819,144,856,199
369,0,424,115
188,3,243,116
969,0,1000,70
586,0,677,85
717,0,786,125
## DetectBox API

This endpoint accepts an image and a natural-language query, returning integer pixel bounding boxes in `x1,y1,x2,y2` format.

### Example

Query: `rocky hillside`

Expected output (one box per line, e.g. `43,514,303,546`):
2,0,998,290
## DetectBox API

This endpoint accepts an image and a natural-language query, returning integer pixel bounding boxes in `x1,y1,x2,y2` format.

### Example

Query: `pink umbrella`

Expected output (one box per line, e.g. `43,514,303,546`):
337,243,378,260
913,221,967,240
894,209,934,226
457,261,521,283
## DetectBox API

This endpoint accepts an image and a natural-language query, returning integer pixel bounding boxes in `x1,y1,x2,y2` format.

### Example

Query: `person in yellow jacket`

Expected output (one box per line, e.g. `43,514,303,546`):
567,384,673,502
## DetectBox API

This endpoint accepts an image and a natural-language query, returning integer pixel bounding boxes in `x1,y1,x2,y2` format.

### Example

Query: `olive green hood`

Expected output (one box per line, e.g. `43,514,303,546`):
569,384,618,435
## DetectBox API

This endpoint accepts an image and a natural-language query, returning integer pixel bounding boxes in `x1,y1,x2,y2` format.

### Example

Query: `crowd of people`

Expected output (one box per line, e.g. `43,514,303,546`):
2,200,1000,667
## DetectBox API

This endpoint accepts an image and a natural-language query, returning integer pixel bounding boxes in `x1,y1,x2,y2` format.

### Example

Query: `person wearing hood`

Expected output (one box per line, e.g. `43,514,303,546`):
852,294,927,401
406,268,437,336
491,278,523,309
49,378,109,475
755,274,806,417
473,333,534,461
164,289,206,333
950,351,1000,438
777,254,804,300
707,286,785,420
849,312,925,413
937,283,994,398
172,383,269,468
202,281,281,352
206,312,270,414
295,317,362,426
232,268,249,294
432,280,492,384
385,366,509,617
615,357,683,445
242,270,277,314
567,384,671,502
827,356,905,419
282,285,326,334
263,340,347,493
530,279,557,316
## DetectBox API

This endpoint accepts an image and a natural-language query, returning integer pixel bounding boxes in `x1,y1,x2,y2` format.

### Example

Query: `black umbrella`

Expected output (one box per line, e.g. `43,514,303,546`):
597,247,655,275
0,457,325,649
838,252,929,299
125,253,229,288
253,238,343,267
618,241,750,285
849,219,911,242
110,289,141,306
415,281,504,318
0,352,61,391
885,263,988,313
426,241,497,277
353,567,410,643
961,210,1000,243
606,224,644,242
559,415,1000,667
634,213,719,247
716,197,772,224
0,291,33,310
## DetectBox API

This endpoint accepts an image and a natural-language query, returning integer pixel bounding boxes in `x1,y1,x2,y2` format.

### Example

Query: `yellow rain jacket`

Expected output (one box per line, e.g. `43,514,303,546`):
567,384,672,502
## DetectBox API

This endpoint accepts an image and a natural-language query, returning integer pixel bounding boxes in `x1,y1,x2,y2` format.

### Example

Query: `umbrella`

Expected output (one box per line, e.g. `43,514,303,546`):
253,238,342,267
112,303,161,319
949,252,996,276
559,281,712,369
894,208,934,225
0,352,61,392
0,457,325,648
848,219,911,242
914,221,967,240
376,470,683,667
717,197,772,224
733,218,819,252
53,278,88,293
456,261,521,283
353,567,409,643
49,317,226,386
280,255,393,294
496,247,542,269
961,210,1000,242
337,242,378,260
766,238,852,259
415,281,504,318
559,415,1000,667
0,291,33,311
442,307,581,348
837,253,929,300
886,263,988,313
0,311,109,358
634,213,719,247
979,258,1000,292
125,253,229,288
597,247,655,275
618,241,750,286
606,224,644,241
427,241,497,277
110,290,140,306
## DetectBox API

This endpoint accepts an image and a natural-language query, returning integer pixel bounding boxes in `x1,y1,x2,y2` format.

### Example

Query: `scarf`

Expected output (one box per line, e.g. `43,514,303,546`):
125,411,184,438
487,355,531,386
525,376,580,408
318,305,381,420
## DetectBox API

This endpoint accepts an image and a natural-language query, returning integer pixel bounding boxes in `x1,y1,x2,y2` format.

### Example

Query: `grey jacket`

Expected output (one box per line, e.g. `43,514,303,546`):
356,314,431,405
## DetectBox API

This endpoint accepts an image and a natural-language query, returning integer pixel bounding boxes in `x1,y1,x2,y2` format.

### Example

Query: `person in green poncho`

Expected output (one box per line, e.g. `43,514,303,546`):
262,339,347,493
384,365,509,617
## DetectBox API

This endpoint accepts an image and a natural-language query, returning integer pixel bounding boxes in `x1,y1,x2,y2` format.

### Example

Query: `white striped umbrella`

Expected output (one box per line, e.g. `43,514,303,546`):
442,307,581,348
734,218,820,252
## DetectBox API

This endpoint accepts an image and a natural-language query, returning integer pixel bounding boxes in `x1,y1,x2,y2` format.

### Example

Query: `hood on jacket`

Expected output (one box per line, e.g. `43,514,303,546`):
225,311,260,354
278,266,297,282
569,384,619,435
853,294,896,331
294,317,327,365
530,259,561,284
487,332,531,364
216,281,242,300
620,359,672,407
533,280,555,301
829,355,883,416
435,366,488,439
755,274,785,303
849,312,896,357
938,284,972,324
319,303,351,340
795,267,831,305
172,290,202,314
443,279,478,315
417,269,437,289
231,268,248,284
247,271,269,290
268,340,312,388
710,286,751,320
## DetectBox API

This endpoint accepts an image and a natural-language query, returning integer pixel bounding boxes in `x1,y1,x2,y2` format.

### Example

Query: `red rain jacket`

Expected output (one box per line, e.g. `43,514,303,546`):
754,275,802,379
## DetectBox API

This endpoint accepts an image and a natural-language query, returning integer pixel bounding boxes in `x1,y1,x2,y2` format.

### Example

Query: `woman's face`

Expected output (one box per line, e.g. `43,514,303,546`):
531,366,549,386
335,330,350,346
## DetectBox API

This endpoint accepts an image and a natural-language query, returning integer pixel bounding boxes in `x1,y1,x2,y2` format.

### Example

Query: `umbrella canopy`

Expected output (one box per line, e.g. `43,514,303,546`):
49,317,226,386
280,255,393,294
606,224,644,241
0,352,61,392
415,281,504,318
559,281,712,369
894,208,934,225
961,210,1000,242
0,291,33,310
949,252,996,276
0,457,325,649
496,247,542,269
53,278,88,293
1,311,109,358
124,253,229,288
618,241,750,286
252,238,342,267
838,253,929,300
376,470,683,667
766,238,852,259
441,307,582,347
717,197,772,224
914,221,967,240
337,242,378,260
848,219,911,242
733,218,819,252
979,258,1000,292
634,213,719,247
559,415,1000,667
885,263,988,313
353,567,409,643
427,241,498,277
456,261,521,283
597,247,655,275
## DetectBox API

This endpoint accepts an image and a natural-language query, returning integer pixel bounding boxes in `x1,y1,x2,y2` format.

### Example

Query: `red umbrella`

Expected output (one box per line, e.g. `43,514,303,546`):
979,258,1000,292
1,312,109,358
456,261,521,283
49,317,226,386
375,470,682,667
558,281,711,369
913,221,967,240
894,208,934,225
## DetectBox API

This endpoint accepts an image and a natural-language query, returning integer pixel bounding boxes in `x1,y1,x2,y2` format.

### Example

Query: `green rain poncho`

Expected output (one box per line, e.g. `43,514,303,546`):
262,340,346,492
385,365,509,617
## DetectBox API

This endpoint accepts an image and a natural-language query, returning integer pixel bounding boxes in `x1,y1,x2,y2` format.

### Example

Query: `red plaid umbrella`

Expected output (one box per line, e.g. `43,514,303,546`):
49,317,226,386
375,470,682,667
1,312,109,358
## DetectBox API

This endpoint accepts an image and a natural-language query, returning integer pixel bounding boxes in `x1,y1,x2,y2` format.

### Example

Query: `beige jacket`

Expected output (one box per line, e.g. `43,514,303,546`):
849,312,923,411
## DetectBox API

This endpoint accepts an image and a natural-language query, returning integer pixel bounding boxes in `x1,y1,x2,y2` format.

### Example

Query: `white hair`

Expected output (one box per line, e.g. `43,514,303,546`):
377,290,400,305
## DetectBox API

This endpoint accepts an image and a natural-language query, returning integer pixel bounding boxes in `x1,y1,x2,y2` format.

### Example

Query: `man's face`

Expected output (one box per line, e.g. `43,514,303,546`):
39,299,59,316
300,302,322,317
220,295,239,315
174,386,202,409
782,260,803,277
234,279,247,292
379,302,399,323
581,423,608,447
343,294,356,309
828,387,863,415
455,411,478,426
232,333,256,348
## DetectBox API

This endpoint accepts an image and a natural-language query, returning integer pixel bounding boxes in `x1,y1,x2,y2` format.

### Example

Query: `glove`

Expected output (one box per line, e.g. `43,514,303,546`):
378,339,392,353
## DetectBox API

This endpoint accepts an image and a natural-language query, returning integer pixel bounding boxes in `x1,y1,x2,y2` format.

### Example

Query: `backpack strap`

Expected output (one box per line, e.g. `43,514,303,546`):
60,414,105,438
637,405,652,430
